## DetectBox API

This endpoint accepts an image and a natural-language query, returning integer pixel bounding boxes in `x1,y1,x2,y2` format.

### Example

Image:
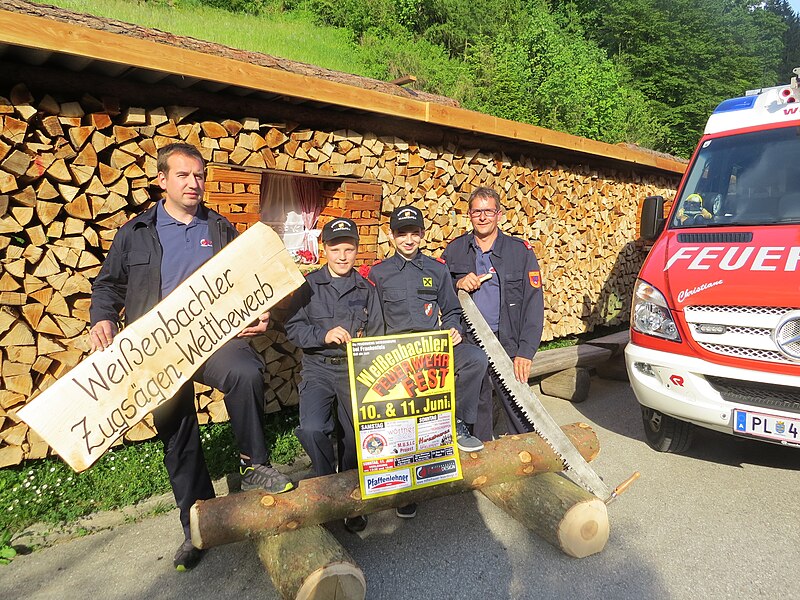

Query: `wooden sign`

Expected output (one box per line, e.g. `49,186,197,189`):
18,223,305,472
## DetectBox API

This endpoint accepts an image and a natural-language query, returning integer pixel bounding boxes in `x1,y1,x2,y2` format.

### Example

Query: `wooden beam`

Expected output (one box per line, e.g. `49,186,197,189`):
0,8,686,175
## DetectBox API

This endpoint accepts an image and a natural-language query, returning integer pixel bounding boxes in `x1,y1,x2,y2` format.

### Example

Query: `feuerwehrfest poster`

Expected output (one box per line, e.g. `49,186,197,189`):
348,330,462,499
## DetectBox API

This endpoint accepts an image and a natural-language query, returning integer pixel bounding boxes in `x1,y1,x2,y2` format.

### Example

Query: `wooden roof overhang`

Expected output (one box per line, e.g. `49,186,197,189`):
0,2,686,177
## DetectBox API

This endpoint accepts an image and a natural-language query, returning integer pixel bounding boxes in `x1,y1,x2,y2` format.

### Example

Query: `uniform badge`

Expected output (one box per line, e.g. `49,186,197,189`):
200,239,212,247
422,277,433,287
529,270,541,288
424,303,433,317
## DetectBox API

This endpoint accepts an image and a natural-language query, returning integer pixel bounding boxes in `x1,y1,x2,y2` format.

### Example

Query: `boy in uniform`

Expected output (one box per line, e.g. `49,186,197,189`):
369,205,486,518
283,218,385,532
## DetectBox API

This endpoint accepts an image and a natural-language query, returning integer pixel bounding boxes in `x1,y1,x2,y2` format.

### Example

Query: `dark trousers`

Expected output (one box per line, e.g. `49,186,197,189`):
295,358,356,477
151,338,268,539
452,342,487,426
473,368,535,442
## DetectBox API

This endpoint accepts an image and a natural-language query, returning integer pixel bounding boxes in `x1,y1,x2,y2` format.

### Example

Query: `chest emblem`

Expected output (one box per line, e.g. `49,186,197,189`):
200,239,212,247
424,303,434,317
422,277,433,287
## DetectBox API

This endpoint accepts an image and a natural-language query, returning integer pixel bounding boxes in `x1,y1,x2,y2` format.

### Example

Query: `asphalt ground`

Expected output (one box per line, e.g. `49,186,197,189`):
2,373,799,600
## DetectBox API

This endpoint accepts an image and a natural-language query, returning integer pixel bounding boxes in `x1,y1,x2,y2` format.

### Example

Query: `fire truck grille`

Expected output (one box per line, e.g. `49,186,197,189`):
707,376,800,414
685,305,800,367
696,342,789,364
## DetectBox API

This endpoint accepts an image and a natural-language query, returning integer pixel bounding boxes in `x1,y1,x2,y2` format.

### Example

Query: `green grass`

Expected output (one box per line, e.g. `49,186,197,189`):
34,0,373,77
0,409,301,537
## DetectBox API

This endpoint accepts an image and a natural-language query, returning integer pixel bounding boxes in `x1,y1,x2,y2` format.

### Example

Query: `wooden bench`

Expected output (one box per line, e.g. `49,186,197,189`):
530,330,630,402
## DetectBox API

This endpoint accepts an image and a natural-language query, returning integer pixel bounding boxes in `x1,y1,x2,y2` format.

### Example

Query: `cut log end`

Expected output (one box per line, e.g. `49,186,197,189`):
557,498,609,558
296,563,367,600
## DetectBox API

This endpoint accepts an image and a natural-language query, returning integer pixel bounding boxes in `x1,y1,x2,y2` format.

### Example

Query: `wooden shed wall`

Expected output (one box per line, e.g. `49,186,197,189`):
0,84,678,466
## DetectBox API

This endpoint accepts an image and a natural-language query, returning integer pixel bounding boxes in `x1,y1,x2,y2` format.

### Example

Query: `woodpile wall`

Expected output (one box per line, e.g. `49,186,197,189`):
0,83,678,466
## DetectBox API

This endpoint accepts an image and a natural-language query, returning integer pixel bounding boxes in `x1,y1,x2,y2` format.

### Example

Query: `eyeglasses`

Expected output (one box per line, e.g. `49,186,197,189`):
469,209,500,218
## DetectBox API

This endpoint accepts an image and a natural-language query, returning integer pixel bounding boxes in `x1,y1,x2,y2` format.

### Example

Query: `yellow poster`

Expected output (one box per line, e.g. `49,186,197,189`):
347,330,462,499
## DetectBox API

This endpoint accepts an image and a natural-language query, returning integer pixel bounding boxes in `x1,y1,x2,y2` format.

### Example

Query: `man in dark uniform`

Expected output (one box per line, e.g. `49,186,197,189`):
89,143,292,572
442,187,544,441
283,217,384,532
369,205,487,519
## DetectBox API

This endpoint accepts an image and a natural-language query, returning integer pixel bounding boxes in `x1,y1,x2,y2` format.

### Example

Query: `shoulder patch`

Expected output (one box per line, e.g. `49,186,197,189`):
523,240,533,251
435,256,446,264
358,264,372,280
529,270,541,288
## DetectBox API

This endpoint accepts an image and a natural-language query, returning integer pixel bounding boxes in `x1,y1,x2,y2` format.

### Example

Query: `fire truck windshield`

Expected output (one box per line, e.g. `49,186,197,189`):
670,126,800,228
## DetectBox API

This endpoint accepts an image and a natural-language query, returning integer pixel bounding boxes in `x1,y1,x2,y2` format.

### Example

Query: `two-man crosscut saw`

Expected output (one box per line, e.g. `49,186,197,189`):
459,290,638,503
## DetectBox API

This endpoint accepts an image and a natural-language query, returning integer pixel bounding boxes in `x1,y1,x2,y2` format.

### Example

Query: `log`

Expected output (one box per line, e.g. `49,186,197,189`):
190,425,600,549
538,367,591,403
530,345,613,378
254,526,366,600
481,473,609,558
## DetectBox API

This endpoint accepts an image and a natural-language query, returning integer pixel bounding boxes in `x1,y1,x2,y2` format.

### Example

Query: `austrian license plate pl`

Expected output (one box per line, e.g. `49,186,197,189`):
733,409,800,443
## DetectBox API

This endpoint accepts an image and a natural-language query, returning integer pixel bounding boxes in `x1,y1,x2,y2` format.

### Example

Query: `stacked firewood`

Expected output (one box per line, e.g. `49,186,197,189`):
0,83,677,465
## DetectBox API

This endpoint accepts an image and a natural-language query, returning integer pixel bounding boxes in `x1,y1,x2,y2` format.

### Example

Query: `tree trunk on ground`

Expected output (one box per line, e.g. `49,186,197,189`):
191,424,600,549
481,472,609,558
254,526,366,600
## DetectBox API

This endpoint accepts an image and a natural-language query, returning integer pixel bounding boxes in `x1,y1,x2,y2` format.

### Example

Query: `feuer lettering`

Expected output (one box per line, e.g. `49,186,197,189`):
665,245,800,272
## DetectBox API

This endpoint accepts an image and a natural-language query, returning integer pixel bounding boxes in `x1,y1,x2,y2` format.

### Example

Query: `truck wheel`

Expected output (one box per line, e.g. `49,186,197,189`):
641,407,694,453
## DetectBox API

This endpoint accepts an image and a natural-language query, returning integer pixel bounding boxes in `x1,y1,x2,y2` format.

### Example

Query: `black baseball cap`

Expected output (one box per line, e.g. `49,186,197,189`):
390,205,425,231
321,218,359,243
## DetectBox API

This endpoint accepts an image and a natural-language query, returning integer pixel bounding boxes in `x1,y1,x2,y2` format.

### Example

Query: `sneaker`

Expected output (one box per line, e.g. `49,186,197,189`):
174,539,204,572
343,515,368,533
456,419,484,452
240,462,294,493
396,503,417,519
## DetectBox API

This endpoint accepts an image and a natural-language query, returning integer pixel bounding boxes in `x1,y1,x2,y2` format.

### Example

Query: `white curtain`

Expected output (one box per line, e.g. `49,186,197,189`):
294,177,322,262
260,173,322,263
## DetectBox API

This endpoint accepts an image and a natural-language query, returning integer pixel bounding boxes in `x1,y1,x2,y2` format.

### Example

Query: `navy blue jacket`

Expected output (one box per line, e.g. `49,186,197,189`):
368,252,462,335
283,267,385,358
90,203,236,327
442,230,544,360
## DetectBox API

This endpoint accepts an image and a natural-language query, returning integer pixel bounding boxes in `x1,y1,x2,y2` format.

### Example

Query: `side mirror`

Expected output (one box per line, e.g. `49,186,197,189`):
640,195,666,242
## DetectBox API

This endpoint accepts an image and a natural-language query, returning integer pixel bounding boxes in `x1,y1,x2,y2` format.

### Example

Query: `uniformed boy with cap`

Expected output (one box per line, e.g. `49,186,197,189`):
283,217,384,532
368,205,487,519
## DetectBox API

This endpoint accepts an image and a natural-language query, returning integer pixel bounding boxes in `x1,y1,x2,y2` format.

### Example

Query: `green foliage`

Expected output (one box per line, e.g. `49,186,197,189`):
0,410,301,536
40,0,800,156
42,0,373,77
571,0,788,155
0,529,16,565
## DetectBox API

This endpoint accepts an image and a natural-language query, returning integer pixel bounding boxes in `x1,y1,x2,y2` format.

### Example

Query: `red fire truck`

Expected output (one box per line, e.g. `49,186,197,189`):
625,69,800,452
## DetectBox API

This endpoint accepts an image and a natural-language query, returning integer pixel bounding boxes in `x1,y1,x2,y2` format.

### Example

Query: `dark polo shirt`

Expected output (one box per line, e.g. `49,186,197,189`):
155,200,214,298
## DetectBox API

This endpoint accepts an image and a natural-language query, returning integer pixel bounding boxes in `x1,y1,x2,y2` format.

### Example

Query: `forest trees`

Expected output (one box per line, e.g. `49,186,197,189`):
196,0,800,157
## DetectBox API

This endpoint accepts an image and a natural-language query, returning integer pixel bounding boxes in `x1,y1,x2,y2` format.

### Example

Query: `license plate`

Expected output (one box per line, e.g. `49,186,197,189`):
733,409,800,443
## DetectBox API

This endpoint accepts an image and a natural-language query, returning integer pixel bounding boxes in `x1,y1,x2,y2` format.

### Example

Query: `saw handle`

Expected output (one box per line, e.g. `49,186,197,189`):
606,471,640,505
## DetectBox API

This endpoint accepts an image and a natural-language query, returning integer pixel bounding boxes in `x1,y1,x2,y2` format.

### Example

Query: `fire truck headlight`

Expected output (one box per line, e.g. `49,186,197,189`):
631,279,681,342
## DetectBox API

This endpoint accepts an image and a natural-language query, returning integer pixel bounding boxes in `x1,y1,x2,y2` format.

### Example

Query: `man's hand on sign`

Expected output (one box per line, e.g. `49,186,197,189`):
449,327,462,345
513,356,532,383
325,326,352,345
90,320,118,351
238,311,270,338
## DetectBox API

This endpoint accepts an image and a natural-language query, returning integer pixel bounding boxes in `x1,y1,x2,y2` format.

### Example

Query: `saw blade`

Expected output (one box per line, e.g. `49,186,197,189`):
458,290,611,500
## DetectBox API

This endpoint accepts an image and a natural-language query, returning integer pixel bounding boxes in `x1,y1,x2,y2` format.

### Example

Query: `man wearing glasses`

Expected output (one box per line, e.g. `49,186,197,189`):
442,187,545,441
